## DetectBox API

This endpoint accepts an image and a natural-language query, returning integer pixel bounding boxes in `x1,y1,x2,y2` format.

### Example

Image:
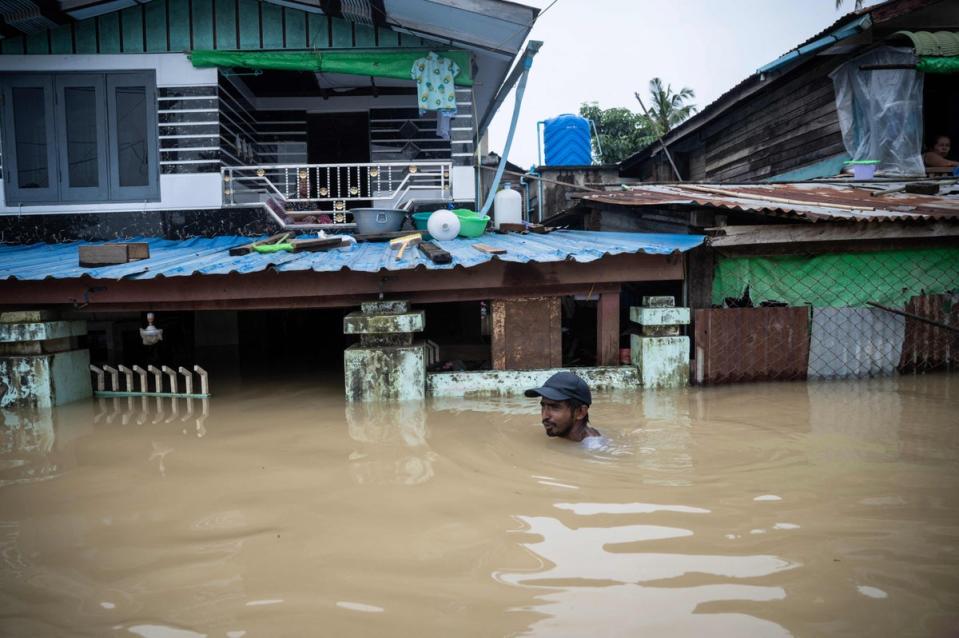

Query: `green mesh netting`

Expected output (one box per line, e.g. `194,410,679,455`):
712,248,959,308
189,49,473,86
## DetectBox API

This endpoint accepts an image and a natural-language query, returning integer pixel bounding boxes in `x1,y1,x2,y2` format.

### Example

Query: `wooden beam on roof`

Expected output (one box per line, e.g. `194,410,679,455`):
707,221,959,247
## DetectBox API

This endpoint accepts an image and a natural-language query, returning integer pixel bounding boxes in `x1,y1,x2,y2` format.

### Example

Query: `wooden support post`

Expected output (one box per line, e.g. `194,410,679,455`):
596,288,621,366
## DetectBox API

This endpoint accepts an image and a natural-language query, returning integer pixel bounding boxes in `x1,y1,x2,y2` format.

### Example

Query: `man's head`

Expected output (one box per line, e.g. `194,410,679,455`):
525,372,592,438
933,135,952,156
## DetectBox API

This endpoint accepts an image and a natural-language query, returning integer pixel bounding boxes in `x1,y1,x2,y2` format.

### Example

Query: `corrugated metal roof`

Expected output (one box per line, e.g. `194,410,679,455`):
578,183,959,223
891,30,959,56
0,231,705,282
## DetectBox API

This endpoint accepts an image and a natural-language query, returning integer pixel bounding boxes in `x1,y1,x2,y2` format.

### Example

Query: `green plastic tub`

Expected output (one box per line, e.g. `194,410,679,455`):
452,209,489,238
412,212,433,239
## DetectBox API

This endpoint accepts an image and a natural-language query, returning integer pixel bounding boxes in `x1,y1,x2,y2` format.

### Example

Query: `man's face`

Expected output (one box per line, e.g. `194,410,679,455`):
934,136,951,156
540,398,579,437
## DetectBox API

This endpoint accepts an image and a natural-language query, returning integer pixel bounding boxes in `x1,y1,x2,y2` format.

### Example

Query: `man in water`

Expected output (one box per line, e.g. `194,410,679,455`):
525,371,601,442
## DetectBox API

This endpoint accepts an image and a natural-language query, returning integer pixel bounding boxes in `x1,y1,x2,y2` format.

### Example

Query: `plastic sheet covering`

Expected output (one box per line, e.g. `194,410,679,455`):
189,49,473,86
830,46,924,176
917,55,959,74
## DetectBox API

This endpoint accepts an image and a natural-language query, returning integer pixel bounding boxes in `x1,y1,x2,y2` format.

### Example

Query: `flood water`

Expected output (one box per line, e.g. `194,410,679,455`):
1,374,958,637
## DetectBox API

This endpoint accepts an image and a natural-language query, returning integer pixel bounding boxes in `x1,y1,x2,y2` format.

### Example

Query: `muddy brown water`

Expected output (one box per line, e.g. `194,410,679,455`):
1,374,958,637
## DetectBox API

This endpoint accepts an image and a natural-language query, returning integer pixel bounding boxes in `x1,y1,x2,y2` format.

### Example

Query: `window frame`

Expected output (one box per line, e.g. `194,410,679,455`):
0,70,160,206
1,74,59,204
106,71,159,202
55,73,110,203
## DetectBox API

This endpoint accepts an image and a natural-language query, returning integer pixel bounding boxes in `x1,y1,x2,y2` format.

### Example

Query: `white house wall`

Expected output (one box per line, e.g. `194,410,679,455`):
0,53,222,215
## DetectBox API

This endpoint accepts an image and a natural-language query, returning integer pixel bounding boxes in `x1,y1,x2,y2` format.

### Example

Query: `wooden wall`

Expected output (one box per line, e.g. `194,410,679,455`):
0,0,441,56
631,57,847,183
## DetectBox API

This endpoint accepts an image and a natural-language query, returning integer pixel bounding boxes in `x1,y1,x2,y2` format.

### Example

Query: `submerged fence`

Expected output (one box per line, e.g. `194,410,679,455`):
694,247,959,384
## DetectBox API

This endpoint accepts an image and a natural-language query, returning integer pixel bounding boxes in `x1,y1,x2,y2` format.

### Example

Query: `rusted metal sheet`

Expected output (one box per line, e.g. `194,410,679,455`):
579,183,959,223
898,294,959,372
693,307,810,384
491,297,562,370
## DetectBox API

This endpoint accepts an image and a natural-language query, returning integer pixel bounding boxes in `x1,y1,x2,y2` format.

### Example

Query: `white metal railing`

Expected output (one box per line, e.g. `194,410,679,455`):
221,161,453,223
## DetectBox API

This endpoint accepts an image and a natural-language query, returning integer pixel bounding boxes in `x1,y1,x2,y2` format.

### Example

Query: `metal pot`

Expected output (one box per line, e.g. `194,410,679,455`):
351,208,407,235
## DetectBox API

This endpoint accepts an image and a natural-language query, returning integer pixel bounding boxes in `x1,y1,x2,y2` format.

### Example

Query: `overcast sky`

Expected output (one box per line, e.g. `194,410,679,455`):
486,0,880,167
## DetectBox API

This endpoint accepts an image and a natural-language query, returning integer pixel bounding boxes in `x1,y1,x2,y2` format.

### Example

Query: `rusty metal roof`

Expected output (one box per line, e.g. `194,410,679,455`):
577,183,959,223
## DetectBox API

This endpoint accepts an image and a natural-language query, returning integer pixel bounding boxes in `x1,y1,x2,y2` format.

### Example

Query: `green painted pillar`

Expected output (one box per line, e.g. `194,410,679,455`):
630,296,690,389
343,301,426,401
0,311,92,408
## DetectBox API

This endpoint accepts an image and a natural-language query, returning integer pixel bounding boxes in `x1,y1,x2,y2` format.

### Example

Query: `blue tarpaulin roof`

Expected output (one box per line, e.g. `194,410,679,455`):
0,231,705,281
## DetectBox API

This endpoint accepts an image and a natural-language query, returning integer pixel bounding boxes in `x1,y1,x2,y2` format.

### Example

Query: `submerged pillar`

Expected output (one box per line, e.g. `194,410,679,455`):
630,296,690,388
0,310,92,408
343,301,426,401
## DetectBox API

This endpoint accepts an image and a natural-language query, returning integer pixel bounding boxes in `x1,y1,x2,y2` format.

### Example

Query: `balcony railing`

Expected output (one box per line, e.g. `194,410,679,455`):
222,161,453,226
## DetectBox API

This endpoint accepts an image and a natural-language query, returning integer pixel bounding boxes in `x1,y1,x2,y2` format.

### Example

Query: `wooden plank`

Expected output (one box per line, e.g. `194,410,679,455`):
1,37,24,54
50,24,74,54
97,12,122,53
79,243,150,267
472,243,506,255
167,0,191,50
709,222,959,247
331,17,352,47
377,27,397,47
191,0,214,50
261,2,283,49
492,297,562,370
419,241,452,264
126,243,150,260
354,230,414,242
307,13,329,48
237,0,261,49
120,6,144,52
596,290,620,366
291,237,344,252
214,0,237,49
284,7,307,49
144,0,168,52
25,31,49,54
354,23,376,47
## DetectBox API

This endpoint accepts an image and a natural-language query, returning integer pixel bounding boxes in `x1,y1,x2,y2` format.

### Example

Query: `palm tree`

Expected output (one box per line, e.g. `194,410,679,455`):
835,0,865,10
642,77,697,138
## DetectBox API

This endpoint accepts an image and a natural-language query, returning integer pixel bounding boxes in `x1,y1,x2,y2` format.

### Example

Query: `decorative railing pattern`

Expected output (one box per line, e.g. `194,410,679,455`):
221,161,453,222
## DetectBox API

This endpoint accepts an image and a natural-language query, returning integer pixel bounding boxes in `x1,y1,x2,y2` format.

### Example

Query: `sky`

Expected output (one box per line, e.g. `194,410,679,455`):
486,0,880,167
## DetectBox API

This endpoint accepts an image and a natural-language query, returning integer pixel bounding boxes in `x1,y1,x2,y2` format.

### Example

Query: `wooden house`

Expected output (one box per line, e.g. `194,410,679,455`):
619,0,959,183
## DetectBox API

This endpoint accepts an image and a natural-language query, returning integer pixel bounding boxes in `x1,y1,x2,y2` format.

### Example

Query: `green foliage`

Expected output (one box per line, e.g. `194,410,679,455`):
578,102,654,164
835,0,865,10
643,77,697,138
579,77,697,164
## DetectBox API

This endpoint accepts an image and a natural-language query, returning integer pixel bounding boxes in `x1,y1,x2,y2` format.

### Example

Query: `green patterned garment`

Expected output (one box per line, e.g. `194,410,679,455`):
411,51,460,114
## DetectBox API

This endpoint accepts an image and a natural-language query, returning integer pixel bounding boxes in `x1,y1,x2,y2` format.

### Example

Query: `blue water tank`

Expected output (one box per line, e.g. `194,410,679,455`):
543,114,592,166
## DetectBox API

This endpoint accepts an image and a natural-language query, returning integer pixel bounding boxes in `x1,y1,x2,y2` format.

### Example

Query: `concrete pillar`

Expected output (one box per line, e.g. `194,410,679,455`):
343,301,426,401
630,296,690,389
0,311,92,408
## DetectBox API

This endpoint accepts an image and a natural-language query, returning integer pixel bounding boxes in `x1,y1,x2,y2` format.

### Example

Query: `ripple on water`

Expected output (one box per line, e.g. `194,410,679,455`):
554,502,711,515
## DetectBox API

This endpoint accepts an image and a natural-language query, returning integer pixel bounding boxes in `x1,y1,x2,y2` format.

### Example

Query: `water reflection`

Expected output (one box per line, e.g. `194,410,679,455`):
497,509,794,636
94,397,210,438
345,401,436,485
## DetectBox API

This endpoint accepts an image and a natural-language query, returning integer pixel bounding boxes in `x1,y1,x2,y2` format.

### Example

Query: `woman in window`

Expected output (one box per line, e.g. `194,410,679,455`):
923,134,959,171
